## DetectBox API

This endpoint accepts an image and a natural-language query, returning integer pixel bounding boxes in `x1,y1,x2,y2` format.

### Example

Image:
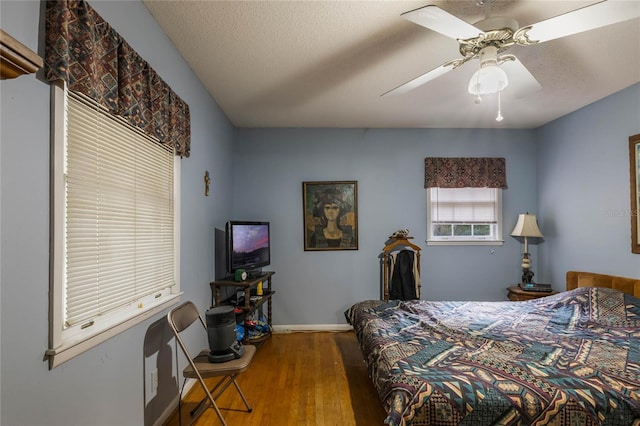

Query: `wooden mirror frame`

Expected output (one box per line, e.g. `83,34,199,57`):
630,134,640,254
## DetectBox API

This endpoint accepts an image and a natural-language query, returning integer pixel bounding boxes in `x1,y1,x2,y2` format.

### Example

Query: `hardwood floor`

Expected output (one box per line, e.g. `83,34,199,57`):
163,331,387,426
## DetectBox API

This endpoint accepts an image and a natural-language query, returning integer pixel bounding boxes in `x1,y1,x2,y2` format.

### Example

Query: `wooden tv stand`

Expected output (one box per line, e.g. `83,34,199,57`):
210,271,275,344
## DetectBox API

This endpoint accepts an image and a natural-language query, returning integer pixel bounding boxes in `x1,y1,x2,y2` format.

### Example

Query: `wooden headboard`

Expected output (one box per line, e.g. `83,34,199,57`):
566,271,640,297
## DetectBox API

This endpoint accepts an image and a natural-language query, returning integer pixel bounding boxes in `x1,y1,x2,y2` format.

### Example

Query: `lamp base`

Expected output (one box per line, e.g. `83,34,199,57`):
521,268,534,284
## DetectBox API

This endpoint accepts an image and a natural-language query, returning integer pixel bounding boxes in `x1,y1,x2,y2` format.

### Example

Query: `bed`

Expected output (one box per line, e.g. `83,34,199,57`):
345,271,640,425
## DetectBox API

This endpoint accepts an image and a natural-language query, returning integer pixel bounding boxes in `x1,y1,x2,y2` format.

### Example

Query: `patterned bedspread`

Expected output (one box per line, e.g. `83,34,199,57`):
345,287,640,425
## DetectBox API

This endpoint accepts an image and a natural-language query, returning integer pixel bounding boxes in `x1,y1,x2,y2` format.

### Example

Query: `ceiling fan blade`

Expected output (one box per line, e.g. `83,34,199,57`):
501,57,542,99
515,0,640,45
381,62,455,97
402,5,482,40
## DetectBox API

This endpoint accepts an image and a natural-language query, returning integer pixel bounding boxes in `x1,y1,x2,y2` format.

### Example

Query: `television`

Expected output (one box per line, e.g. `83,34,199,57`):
225,220,271,275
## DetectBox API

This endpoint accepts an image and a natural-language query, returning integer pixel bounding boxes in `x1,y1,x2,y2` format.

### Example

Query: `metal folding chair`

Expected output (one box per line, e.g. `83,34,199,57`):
167,301,256,425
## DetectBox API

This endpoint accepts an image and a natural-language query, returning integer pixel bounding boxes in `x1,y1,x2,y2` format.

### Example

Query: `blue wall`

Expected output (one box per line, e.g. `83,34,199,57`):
537,83,640,285
233,128,539,325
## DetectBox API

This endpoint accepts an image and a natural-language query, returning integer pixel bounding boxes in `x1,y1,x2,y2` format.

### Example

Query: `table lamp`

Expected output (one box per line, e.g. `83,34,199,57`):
511,213,543,284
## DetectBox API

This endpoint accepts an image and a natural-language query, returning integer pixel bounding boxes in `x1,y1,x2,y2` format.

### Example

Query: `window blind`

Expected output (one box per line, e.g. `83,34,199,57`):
430,187,498,223
65,91,174,328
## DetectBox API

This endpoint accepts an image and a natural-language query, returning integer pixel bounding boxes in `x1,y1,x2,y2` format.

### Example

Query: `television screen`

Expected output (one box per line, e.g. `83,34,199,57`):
226,221,270,273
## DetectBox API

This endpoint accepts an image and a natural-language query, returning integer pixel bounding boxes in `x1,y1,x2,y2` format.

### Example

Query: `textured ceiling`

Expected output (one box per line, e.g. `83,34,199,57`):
142,0,640,129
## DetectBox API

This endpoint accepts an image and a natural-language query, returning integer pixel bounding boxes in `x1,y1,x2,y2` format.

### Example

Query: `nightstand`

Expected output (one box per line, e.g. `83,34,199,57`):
507,285,558,301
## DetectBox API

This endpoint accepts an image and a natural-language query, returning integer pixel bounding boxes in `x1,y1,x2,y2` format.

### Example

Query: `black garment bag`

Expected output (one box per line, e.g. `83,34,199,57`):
389,249,417,300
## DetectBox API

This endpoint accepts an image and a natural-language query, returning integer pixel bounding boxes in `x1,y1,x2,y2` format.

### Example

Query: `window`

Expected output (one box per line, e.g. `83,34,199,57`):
48,83,181,368
427,187,503,245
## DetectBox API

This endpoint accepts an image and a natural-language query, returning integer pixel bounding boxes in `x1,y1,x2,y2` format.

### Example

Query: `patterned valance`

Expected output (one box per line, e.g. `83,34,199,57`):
424,157,507,188
44,0,190,157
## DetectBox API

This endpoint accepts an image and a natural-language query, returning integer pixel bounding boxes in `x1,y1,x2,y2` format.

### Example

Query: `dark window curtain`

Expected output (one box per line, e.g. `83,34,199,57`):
424,157,507,188
44,0,190,157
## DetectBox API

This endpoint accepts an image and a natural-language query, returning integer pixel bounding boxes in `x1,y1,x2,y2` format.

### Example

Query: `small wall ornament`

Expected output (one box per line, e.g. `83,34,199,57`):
204,171,210,196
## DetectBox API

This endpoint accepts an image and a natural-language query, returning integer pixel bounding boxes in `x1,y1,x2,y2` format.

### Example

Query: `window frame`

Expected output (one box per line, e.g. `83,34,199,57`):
47,82,181,369
426,187,504,246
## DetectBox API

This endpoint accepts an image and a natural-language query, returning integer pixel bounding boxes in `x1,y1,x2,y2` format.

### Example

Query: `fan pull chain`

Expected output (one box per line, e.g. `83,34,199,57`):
496,90,504,122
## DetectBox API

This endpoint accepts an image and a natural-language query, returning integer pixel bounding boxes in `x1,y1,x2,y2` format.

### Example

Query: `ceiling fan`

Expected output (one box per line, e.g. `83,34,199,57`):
382,0,640,120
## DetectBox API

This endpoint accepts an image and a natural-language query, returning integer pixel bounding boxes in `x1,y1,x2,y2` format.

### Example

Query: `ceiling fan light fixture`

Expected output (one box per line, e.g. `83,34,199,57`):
467,45,508,96
468,63,508,96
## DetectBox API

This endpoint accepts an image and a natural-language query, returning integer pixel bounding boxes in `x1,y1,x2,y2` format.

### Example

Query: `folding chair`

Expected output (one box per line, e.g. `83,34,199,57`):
167,301,256,426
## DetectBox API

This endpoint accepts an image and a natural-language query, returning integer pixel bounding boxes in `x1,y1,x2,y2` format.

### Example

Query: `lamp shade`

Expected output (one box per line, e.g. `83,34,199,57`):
511,213,543,237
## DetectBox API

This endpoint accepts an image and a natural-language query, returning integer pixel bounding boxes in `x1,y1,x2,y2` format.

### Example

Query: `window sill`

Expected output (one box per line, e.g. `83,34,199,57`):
426,240,504,246
45,293,181,369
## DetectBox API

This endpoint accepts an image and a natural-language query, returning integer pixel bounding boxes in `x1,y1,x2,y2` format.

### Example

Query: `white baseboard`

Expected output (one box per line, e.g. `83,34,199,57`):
152,379,197,426
182,378,197,395
152,395,179,426
272,324,353,333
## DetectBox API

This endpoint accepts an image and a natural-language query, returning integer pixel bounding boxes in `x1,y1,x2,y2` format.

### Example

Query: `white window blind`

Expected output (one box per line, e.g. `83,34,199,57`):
65,91,175,327
48,84,180,368
427,187,503,245
429,187,499,223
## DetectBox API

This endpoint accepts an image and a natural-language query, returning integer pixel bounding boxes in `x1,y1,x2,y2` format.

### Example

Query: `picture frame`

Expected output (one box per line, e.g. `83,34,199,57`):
630,134,640,254
302,181,358,251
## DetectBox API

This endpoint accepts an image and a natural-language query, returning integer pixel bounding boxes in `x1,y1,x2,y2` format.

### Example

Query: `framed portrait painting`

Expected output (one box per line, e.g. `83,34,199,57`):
302,181,358,251
630,134,640,254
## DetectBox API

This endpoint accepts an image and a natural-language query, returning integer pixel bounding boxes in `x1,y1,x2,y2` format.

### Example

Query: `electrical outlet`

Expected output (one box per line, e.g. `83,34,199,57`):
151,368,158,393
